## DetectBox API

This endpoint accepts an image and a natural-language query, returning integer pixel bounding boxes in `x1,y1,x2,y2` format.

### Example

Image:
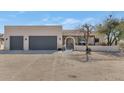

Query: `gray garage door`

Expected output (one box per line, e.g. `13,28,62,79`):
10,36,23,50
29,36,57,50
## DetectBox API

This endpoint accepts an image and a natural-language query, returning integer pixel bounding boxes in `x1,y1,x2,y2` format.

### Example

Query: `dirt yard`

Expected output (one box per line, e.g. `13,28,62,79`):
0,50,124,81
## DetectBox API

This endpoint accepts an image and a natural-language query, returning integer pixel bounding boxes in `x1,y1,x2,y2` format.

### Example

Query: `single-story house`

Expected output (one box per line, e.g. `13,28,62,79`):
4,25,103,50
0,33,4,50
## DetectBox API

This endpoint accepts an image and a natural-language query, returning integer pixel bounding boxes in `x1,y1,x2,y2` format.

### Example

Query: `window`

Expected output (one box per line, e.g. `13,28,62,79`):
95,38,99,42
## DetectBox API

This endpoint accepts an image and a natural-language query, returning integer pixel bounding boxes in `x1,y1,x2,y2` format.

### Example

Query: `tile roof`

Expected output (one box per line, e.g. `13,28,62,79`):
62,30,96,36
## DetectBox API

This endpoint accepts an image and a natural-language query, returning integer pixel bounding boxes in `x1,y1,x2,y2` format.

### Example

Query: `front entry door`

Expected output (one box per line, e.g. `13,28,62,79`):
66,38,74,50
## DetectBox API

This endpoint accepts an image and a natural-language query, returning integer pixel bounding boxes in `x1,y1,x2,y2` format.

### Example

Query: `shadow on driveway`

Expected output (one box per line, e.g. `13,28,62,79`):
0,50,57,54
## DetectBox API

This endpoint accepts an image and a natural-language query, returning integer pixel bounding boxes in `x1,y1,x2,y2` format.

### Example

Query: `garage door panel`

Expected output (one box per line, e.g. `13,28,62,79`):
29,36,57,50
10,36,23,50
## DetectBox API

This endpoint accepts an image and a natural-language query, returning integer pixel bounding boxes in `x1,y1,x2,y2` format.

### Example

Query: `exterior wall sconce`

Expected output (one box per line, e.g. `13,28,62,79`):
25,38,27,40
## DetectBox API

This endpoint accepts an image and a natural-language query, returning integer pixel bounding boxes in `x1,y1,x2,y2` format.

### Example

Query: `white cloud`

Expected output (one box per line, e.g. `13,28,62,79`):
62,18,81,25
41,16,63,22
61,18,82,29
52,16,63,21
8,11,26,18
62,17,96,26
45,23,60,26
82,17,95,25
24,17,97,29
42,17,49,22
61,17,97,29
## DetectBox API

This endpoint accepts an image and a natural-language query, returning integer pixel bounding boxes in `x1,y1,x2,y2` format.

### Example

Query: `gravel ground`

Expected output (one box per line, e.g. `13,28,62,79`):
0,51,124,81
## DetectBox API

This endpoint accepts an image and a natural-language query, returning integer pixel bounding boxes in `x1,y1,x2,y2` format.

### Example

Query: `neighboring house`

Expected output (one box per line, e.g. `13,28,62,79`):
0,33,4,50
4,25,101,50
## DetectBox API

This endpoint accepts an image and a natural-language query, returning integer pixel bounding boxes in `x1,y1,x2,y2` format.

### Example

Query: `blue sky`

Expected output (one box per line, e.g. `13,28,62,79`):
0,11,124,33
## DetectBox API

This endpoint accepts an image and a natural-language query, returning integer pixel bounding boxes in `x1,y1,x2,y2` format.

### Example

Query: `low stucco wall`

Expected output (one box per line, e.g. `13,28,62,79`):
74,45,119,52
0,44,4,50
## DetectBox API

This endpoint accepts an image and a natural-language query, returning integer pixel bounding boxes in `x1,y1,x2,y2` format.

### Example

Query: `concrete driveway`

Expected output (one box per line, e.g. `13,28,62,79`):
0,50,124,81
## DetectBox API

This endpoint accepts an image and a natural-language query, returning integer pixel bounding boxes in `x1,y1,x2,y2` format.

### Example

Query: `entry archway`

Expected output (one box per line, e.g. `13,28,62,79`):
65,37,75,50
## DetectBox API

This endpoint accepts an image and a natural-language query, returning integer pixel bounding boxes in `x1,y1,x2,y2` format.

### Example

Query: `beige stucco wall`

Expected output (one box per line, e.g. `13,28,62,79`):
4,26,62,50
0,39,4,50
88,37,95,45
75,45,119,52
95,33,106,44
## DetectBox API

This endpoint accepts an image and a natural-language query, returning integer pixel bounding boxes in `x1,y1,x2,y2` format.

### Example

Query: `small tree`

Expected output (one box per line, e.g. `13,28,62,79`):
80,24,94,61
